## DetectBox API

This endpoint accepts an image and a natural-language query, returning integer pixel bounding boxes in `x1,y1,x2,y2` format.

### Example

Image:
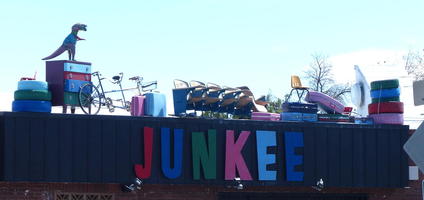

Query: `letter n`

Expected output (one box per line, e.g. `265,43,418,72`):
192,129,216,180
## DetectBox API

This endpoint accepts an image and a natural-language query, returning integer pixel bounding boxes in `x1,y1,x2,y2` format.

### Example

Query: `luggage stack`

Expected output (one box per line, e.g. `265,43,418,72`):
304,91,354,123
368,79,404,125
12,80,52,113
46,60,91,107
280,102,318,122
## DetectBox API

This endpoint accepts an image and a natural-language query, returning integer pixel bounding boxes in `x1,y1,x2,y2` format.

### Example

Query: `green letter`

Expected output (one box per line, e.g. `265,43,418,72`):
192,129,216,180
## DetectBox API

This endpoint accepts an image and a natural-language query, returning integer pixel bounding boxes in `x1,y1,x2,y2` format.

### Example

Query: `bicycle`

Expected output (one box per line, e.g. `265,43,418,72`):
78,71,157,115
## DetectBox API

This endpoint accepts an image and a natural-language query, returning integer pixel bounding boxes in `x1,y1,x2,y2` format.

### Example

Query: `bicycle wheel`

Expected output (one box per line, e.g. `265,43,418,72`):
79,83,101,115
125,101,131,112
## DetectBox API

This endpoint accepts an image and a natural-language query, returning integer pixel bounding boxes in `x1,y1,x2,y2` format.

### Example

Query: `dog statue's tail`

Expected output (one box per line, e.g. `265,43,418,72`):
42,46,67,60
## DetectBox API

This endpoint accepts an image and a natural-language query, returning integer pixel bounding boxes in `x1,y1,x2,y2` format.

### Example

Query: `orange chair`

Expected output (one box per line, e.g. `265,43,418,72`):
287,75,309,102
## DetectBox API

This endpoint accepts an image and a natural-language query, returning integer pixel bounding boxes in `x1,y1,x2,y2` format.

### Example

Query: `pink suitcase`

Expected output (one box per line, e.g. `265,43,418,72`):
130,95,145,116
305,91,345,114
369,113,404,125
251,112,280,121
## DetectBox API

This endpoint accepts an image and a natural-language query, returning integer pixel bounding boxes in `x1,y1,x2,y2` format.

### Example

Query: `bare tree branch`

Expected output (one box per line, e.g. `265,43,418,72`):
304,53,350,103
404,49,424,81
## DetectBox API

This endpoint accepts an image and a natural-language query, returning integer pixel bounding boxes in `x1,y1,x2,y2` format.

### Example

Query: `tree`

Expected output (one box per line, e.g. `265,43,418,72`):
404,49,424,81
264,92,283,113
303,53,350,102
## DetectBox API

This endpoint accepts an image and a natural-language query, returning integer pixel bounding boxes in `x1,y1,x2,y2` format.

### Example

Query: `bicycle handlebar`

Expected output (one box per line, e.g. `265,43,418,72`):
129,76,142,81
92,71,101,76
142,81,157,88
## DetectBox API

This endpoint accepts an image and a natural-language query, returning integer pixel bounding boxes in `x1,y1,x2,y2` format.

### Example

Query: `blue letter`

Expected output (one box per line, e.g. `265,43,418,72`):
285,131,304,181
161,128,184,179
256,130,277,180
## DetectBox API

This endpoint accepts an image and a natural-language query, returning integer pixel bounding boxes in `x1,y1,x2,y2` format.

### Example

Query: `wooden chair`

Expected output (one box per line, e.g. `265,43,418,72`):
204,83,224,105
236,86,268,113
189,80,208,103
173,79,197,113
287,75,309,102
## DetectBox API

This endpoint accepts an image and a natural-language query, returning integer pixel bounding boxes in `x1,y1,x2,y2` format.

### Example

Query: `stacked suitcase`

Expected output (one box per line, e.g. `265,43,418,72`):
251,112,280,121
46,60,92,107
144,92,167,117
305,91,345,114
368,79,404,125
317,114,354,123
304,91,354,123
130,95,145,116
280,102,318,122
12,80,52,113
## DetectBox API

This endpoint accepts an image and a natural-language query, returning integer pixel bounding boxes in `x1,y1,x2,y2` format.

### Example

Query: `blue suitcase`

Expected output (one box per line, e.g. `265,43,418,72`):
144,92,167,117
64,79,91,93
302,113,318,122
280,112,303,122
282,102,318,113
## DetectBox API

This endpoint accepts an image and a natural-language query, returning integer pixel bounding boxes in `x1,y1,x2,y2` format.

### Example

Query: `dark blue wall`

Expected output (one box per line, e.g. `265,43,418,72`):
0,112,409,187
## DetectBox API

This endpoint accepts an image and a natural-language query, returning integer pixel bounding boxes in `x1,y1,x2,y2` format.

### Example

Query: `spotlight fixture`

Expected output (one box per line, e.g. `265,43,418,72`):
121,178,144,192
227,177,244,190
312,178,324,191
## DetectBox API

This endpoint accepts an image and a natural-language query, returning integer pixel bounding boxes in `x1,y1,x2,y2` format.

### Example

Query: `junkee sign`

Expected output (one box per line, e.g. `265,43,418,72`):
134,127,304,182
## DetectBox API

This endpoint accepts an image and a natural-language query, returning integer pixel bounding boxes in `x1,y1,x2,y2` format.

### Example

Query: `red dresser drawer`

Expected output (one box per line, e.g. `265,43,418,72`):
63,72,91,81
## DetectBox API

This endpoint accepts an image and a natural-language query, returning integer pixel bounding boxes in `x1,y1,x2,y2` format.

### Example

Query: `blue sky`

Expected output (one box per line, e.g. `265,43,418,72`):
1,0,424,112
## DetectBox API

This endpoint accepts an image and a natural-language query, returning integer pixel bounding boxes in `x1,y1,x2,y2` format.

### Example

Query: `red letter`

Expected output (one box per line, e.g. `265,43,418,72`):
134,127,153,179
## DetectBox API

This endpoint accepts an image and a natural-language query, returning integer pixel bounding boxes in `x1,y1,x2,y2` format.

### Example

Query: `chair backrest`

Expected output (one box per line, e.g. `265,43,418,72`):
291,75,303,88
174,79,189,89
207,82,220,89
189,80,206,88
206,83,222,95
237,86,253,97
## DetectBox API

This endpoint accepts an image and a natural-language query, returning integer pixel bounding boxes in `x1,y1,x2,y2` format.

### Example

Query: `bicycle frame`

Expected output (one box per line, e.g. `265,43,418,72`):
92,72,129,111
79,71,158,115
90,72,158,112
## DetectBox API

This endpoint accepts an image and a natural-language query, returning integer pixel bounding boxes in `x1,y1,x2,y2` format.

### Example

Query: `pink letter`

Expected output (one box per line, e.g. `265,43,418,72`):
225,130,252,180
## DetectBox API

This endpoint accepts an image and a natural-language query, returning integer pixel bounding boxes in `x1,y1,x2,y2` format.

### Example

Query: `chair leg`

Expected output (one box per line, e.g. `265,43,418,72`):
286,89,295,102
295,89,308,102
295,89,303,102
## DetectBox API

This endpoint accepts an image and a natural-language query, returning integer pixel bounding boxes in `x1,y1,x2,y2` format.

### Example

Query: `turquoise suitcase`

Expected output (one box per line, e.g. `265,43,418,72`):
64,62,91,73
144,92,167,117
